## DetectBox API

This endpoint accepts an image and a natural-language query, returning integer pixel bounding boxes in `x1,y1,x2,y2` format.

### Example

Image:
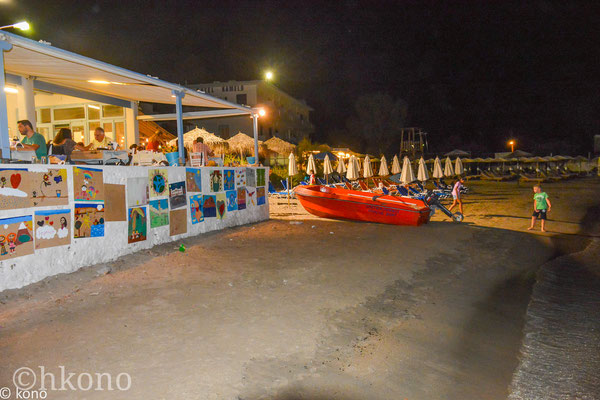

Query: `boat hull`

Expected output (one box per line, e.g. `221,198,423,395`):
295,185,430,226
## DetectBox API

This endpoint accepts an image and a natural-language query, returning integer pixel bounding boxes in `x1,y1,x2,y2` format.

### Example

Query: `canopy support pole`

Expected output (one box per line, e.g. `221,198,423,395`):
252,112,259,165
0,39,13,159
173,90,185,165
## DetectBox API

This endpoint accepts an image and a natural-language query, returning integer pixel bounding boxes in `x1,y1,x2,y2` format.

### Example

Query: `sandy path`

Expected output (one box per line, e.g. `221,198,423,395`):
0,178,597,399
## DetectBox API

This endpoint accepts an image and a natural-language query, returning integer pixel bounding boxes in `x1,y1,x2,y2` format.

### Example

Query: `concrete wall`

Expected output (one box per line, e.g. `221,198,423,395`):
0,164,269,292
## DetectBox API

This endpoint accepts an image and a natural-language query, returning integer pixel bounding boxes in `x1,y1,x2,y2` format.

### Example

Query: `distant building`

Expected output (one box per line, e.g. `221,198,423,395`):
186,80,313,143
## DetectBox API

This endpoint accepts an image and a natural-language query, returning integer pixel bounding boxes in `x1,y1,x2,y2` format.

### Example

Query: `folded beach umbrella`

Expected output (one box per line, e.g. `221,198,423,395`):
363,155,374,178
391,155,401,174
433,156,443,179
323,154,334,181
306,153,317,175
346,155,359,180
288,152,298,176
378,155,389,176
454,157,464,176
444,156,454,177
336,158,346,174
417,157,429,182
400,156,416,184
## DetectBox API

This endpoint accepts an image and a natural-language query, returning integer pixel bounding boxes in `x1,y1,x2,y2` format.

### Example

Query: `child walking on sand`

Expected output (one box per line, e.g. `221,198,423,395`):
448,177,465,216
528,185,552,232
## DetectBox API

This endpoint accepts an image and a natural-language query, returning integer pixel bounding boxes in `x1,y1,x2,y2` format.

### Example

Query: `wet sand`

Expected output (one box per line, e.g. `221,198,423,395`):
0,178,598,399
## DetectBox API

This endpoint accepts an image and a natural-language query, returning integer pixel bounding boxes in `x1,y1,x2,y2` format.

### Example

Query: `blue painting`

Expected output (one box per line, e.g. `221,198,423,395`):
203,195,216,218
226,190,237,212
189,194,204,224
186,168,202,192
224,169,235,191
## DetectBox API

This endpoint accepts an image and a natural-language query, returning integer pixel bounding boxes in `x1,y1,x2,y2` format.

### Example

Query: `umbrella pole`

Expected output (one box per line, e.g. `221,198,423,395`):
287,176,290,207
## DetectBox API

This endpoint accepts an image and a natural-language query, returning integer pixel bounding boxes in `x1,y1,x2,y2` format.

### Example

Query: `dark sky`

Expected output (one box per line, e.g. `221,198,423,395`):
2,0,599,154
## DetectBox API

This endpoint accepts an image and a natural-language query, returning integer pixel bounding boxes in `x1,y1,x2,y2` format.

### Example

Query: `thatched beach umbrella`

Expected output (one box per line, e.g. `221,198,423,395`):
306,153,317,175
323,154,334,183
400,156,416,184
264,136,296,155
378,155,389,176
454,157,464,176
444,156,454,177
433,156,443,179
227,132,262,156
391,155,401,174
363,155,374,179
336,158,346,175
417,157,429,182
346,155,359,180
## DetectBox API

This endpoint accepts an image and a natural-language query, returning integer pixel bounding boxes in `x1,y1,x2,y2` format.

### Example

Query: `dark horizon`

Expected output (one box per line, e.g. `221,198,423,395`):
2,0,598,155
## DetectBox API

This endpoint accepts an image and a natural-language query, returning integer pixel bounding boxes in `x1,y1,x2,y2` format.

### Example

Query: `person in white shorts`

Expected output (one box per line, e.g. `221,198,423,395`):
448,177,465,216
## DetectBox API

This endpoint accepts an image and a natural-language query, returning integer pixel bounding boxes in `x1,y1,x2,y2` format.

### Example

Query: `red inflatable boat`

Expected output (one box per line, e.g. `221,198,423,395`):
295,185,431,226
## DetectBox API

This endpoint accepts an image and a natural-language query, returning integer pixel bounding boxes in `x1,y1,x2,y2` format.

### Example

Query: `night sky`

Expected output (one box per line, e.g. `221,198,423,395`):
2,0,599,155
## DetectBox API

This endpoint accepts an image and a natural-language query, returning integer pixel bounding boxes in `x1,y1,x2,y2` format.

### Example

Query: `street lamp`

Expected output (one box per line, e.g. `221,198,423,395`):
264,70,274,81
0,21,30,31
250,108,266,165
508,140,515,152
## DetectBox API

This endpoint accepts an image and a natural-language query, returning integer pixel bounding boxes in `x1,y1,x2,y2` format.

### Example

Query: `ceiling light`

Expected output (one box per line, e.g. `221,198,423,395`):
4,87,18,94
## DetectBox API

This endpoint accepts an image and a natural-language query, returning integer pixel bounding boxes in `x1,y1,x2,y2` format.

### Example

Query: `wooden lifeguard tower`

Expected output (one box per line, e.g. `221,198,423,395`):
399,128,428,159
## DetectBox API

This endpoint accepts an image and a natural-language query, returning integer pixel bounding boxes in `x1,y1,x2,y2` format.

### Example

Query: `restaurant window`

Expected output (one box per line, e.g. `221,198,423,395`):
103,122,115,141
236,94,247,105
40,108,51,123
53,106,85,121
102,105,123,118
88,105,100,120
71,124,85,144
115,121,126,148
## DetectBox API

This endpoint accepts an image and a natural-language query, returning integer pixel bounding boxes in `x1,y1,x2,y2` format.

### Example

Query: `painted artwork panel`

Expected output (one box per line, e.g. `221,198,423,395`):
34,209,71,250
0,215,34,260
127,177,149,206
246,168,256,187
169,209,187,236
0,168,31,210
29,169,69,207
210,170,222,192
149,199,169,228
235,169,246,187
256,168,266,187
74,203,105,238
149,169,169,198
128,207,147,244
104,184,126,222
202,195,216,218
257,187,266,205
186,168,202,192
73,167,104,202
246,188,256,207
226,190,237,212
216,193,227,220
189,194,204,224
223,169,235,191
169,181,187,210
237,187,246,210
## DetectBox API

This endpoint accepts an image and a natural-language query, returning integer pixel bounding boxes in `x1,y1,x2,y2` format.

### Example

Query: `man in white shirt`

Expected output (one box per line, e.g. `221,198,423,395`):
85,127,114,150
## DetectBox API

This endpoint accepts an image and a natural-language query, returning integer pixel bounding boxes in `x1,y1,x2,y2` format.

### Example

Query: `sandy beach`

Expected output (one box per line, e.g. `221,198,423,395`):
0,178,598,399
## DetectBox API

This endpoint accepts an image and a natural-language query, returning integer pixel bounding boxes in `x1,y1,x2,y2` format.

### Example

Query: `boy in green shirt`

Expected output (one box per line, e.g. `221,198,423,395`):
17,119,47,160
528,185,552,232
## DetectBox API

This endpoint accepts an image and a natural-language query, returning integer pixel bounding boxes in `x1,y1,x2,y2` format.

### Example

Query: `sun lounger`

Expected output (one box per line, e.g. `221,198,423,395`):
358,180,371,192
268,182,288,198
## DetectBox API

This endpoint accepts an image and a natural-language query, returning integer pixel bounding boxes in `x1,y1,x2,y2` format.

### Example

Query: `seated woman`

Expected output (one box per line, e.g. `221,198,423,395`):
52,128,85,160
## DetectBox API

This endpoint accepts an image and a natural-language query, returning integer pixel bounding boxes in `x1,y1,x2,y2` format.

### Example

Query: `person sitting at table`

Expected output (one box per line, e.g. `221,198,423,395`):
146,131,163,152
16,119,47,160
84,127,113,150
52,128,85,159
193,137,213,166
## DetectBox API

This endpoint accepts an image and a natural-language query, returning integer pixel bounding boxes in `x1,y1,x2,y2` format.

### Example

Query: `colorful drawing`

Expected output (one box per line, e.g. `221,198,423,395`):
186,168,202,192
0,215,34,260
246,168,256,187
149,169,168,197
235,169,246,187
226,190,237,212
73,167,104,201
256,168,266,187
128,206,147,243
169,181,187,210
223,170,235,190
34,209,71,250
202,195,216,218
127,177,149,206
216,193,227,220
29,169,69,207
74,203,105,238
246,188,256,206
149,199,169,228
0,168,30,210
210,170,222,192
189,194,204,224
257,187,266,205
237,187,246,210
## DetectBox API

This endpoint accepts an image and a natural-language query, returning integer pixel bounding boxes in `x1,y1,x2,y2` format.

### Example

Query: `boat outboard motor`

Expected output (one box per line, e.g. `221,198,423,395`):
424,191,463,222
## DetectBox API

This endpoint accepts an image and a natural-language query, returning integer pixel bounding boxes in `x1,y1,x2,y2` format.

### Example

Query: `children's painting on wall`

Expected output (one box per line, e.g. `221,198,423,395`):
0,215,34,260
74,203,105,238
73,167,104,202
210,170,222,192
169,181,187,210
226,190,237,212
235,169,246,187
246,188,256,207
127,177,149,206
186,168,202,192
189,194,204,224
257,187,266,205
128,207,147,244
256,168,266,187
29,169,69,207
0,168,30,210
34,209,70,250
202,195,216,218
216,193,227,220
149,169,169,197
149,199,169,228
237,187,246,210
223,169,235,190
246,168,256,187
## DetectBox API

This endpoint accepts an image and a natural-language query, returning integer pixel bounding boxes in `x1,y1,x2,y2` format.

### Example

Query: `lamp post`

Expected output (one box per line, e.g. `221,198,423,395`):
0,21,30,31
508,140,515,152
251,108,266,165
